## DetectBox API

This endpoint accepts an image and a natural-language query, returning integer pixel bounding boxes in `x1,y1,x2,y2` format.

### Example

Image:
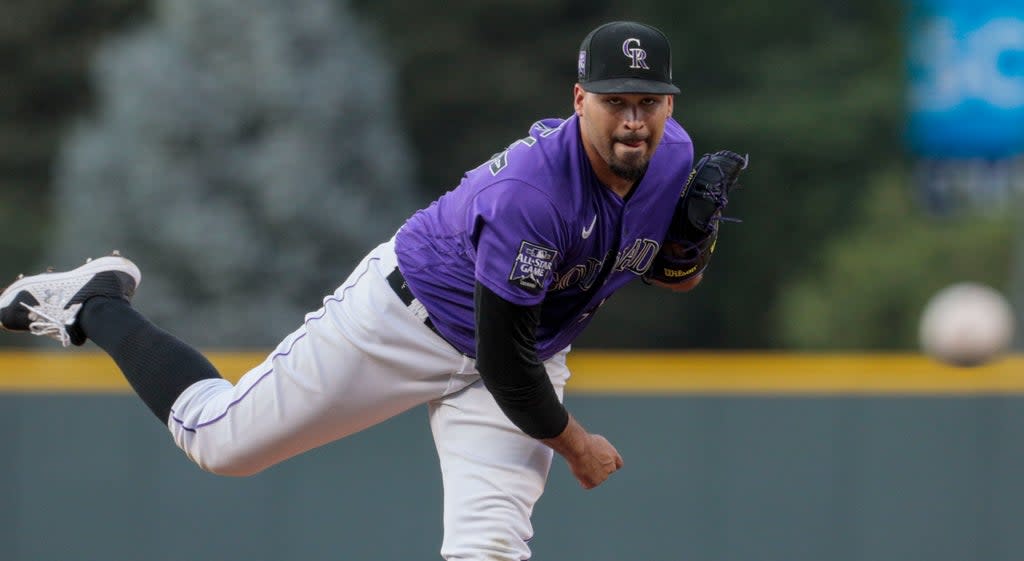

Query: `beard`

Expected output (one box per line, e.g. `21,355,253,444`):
608,152,648,181
608,134,650,181
609,161,647,181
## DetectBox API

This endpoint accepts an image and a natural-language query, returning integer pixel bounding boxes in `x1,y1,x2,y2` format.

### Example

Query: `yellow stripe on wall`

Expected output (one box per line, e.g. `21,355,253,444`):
566,352,1024,395
0,351,266,393
1,350,1023,394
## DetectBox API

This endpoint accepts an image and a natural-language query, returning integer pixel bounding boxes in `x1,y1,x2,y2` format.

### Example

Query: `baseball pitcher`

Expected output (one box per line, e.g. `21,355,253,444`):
0,20,747,561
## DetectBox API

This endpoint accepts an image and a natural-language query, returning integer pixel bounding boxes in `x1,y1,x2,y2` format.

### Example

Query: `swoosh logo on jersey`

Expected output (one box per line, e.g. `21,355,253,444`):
582,215,597,239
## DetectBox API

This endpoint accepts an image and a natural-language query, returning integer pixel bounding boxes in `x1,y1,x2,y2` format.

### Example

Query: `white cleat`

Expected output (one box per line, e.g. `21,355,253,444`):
0,254,141,347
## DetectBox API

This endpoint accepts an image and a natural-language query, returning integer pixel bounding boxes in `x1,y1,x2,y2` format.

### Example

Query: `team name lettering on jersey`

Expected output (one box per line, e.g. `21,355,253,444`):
549,239,660,294
613,238,660,275
550,257,604,292
509,241,559,293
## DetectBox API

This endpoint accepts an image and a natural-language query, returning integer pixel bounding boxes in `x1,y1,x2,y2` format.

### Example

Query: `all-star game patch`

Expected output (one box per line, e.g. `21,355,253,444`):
509,241,559,293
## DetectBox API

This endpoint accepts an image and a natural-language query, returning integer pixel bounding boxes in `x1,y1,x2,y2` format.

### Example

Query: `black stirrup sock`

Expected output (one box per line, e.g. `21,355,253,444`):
79,296,223,424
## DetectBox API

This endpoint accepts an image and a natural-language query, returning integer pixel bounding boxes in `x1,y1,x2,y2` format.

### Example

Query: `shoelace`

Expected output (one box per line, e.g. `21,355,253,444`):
20,301,80,347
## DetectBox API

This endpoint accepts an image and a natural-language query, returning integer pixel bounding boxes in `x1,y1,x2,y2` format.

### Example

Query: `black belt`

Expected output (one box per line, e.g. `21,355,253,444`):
386,267,443,339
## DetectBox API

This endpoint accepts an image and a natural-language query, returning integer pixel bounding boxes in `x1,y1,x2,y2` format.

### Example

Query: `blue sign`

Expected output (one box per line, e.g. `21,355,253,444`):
907,0,1024,157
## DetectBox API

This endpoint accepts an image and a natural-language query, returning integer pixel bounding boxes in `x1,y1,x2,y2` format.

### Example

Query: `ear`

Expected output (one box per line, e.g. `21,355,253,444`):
573,84,586,117
666,94,674,117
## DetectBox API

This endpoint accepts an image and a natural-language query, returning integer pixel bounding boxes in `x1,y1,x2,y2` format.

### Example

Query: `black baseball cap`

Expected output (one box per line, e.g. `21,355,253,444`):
577,21,680,95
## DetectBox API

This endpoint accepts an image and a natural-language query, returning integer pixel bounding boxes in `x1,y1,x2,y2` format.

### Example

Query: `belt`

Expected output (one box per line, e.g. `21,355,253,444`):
386,267,443,339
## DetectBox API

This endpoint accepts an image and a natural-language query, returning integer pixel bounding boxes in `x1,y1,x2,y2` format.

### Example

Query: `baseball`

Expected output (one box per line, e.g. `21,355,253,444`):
918,282,1016,367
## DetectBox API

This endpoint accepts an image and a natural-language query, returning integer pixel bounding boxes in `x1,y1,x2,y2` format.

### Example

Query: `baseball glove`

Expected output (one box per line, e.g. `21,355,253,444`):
644,150,748,284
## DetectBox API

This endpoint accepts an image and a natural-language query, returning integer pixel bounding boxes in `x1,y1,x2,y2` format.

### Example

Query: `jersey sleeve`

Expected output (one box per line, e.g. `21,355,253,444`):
469,180,566,306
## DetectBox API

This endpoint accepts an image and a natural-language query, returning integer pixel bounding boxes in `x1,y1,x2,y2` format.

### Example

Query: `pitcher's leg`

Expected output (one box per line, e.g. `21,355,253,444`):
168,319,447,475
429,351,570,561
166,244,465,476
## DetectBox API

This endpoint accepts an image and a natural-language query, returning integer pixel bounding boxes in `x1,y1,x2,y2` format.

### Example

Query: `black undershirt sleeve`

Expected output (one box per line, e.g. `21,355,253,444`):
474,281,569,439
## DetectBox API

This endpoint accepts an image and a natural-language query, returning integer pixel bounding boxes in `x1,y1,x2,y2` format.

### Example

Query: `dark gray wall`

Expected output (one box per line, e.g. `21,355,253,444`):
2,394,1023,561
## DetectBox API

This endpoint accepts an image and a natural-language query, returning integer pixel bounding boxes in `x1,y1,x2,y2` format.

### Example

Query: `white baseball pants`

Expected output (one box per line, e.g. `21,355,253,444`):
167,238,570,561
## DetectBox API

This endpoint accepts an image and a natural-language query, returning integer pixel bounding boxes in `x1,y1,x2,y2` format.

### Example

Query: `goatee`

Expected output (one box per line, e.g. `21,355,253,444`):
610,162,647,182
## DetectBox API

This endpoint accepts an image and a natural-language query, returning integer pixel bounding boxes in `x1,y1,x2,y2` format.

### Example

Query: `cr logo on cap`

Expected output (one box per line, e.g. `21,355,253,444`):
622,38,650,70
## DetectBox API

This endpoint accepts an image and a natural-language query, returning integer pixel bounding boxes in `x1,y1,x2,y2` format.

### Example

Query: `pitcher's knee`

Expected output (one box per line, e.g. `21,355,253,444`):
190,448,272,477
200,460,263,477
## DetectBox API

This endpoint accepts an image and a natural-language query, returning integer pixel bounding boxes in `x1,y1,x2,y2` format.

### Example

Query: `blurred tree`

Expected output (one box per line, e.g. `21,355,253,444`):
48,0,418,346
777,165,1013,349
0,0,147,328
350,0,616,202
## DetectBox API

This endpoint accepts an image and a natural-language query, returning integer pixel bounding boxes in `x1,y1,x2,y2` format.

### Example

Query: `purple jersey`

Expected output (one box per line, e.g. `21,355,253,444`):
395,114,694,360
